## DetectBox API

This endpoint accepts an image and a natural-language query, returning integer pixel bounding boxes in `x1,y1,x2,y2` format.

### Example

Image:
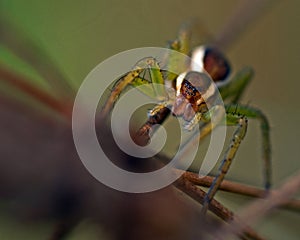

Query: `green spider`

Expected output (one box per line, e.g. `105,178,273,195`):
100,23,271,214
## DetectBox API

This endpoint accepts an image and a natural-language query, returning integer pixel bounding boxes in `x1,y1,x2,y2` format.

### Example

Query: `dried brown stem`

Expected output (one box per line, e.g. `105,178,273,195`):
174,174,266,240
213,170,300,239
182,170,300,211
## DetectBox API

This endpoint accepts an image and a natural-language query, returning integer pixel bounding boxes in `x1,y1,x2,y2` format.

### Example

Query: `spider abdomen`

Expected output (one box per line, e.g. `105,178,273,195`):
191,46,231,84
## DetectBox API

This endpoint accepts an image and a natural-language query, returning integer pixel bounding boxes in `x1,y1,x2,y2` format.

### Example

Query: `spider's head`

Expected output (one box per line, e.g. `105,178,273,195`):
191,45,231,86
172,71,212,121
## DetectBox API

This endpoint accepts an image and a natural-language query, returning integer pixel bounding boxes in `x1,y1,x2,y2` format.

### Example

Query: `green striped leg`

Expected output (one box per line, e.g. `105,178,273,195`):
201,104,271,214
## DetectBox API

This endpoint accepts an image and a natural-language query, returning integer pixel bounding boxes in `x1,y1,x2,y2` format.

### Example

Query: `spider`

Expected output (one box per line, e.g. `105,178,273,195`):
99,22,271,214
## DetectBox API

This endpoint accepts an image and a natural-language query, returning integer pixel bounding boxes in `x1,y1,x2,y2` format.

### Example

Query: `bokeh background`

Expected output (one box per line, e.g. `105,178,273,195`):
0,0,299,239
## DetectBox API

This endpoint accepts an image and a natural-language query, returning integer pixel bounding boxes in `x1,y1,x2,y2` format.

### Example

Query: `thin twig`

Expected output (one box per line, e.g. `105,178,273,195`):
174,174,266,240
182,170,300,211
213,170,300,239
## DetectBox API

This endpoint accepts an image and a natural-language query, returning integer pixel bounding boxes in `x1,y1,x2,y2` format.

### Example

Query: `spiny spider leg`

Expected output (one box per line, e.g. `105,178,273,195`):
202,115,248,214
100,57,166,119
225,104,271,190
201,103,271,214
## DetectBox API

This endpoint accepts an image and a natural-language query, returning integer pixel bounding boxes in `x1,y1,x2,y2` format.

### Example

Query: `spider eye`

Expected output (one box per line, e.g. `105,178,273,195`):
191,46,231,82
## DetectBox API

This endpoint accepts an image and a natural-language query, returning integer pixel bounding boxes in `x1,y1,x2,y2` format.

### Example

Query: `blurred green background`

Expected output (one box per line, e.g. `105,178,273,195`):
0,0,299,239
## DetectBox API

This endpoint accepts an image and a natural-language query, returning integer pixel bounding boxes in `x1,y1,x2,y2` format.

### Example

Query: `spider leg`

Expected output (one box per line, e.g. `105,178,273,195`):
208,69,271,192
164,22,193,81
226,104,271,190
135,105,171,146
169,19,212,55
202,116,248,214
100,57,166,119
202,104,271,214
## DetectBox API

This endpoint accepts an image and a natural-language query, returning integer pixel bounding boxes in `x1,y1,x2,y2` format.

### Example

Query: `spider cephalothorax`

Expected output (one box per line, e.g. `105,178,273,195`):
172,71,212,122
170,45,231,123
